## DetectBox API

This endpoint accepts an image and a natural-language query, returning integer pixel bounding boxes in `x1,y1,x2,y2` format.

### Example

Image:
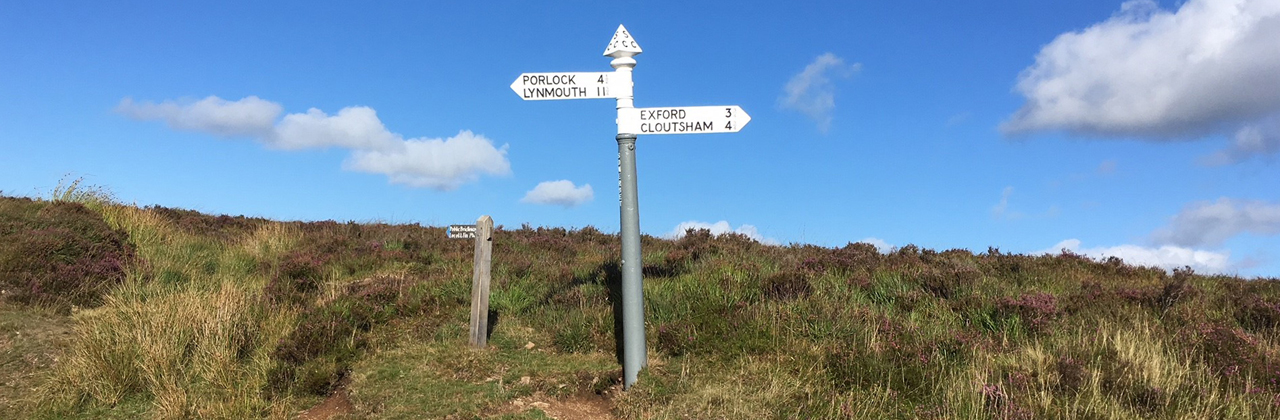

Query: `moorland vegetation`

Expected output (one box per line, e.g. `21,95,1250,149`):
1,182,1279,419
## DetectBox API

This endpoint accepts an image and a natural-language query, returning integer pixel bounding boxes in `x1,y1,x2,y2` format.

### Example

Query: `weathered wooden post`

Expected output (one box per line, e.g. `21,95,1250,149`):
449,216,493,348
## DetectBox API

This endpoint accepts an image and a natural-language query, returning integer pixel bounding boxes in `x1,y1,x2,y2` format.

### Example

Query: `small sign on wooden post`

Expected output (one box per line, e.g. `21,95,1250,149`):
448,224,478,239
449,216,493,348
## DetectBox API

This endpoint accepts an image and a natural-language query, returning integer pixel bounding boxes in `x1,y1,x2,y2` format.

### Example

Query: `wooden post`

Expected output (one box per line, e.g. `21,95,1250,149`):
468,215,494,348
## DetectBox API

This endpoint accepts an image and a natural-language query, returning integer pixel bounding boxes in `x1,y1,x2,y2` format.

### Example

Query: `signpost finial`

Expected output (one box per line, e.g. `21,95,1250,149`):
604,24,642,58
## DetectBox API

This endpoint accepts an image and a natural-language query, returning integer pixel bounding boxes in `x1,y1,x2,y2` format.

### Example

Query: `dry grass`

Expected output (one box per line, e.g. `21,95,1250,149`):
5,195,1280,419
37,204,300,419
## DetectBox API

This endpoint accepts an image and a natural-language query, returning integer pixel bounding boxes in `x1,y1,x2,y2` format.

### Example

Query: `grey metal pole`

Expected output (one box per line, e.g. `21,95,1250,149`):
616,133,645,388
605,28,645,389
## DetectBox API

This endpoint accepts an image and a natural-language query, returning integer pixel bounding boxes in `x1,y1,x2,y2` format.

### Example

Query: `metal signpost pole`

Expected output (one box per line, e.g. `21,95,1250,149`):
605,26,646,390
510,24,748,389
616,132,644,387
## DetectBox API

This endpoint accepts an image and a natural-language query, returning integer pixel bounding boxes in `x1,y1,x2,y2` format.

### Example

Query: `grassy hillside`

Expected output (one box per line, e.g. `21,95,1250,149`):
2,192,1280,419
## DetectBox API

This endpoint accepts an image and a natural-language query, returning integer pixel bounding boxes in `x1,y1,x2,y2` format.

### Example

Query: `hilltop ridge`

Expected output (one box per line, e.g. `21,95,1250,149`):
2,194,1279,419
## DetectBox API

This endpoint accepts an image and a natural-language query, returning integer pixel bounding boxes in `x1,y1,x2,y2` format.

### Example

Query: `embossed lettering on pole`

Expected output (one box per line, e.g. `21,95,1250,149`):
509,25,751,389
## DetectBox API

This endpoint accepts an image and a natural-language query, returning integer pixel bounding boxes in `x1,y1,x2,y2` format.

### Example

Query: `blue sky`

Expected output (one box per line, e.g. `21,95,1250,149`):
3,0,1278,277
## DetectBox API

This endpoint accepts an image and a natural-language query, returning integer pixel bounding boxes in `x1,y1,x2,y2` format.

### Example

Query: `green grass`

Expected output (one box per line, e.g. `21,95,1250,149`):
346,330,618,418
2,193,1280,418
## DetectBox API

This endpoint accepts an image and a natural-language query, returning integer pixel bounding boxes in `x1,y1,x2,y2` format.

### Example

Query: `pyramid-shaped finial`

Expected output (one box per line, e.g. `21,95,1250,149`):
604,24,642,58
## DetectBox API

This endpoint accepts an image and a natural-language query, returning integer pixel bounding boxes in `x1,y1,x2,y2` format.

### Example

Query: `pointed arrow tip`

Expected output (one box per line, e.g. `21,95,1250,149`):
604,24,642,58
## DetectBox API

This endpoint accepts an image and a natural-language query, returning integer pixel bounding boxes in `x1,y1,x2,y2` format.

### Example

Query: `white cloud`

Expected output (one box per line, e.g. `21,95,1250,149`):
1038,239,1231,273
119,95,512,190
116,96,281,137
1097,159,1118,175
991,186,1018,219
1152,198,1280,247
857,237,893,253
1002,0,1280,158
520,180,594,207
344,130,510,190
270,106,400,151
1201,115,1280,165
667,220,779,245
945,112,971,127
779,53,860,132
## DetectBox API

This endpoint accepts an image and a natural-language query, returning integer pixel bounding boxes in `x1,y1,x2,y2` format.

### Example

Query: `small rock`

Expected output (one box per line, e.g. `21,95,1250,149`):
524,342,535,350
519,376,532,385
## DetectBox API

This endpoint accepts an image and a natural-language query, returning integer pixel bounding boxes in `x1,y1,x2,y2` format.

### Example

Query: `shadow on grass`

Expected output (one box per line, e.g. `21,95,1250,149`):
486,308,499,340
546,260,625,365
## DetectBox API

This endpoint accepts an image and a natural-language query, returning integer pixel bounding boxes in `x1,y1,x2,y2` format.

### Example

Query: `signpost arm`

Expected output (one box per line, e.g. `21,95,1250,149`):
468,215,494,348
610,44,646,389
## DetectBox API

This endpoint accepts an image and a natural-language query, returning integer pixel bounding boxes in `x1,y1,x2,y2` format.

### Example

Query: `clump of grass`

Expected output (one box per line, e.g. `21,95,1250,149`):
995,292,1060,335
917,262,981,300
49,175,116,210
145,205,269,243
653,320,697,357
762,269,811,301
31,204,292,418
40,280,286,418
266,274,425,398
0,304,75,419
261,251,327,306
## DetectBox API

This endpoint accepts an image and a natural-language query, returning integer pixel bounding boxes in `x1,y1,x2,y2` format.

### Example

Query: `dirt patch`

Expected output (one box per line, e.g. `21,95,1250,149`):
296,386,353,420
510,392,616,420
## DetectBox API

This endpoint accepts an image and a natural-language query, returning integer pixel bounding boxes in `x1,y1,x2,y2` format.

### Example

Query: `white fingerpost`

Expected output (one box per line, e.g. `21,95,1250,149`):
510,24,749,390
510,72,616,100
605,24,648,390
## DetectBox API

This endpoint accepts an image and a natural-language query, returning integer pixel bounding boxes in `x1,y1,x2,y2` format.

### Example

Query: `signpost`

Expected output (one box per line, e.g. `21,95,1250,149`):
448,224,478,239
619,106,752,135
448,216,493,348
510,24,751,389
509,72,617,100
